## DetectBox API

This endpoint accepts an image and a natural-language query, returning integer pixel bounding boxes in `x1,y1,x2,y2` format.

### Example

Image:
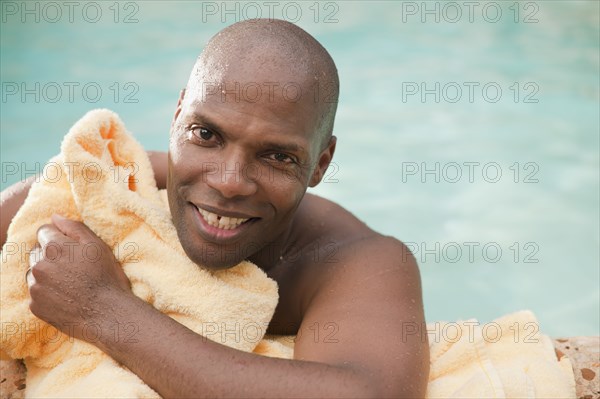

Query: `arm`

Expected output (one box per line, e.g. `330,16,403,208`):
84,290,379,398
30,218,429,398
93,235,431,398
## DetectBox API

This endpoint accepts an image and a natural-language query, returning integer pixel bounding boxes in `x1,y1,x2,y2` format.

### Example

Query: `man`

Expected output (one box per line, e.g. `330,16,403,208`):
0,19,429,397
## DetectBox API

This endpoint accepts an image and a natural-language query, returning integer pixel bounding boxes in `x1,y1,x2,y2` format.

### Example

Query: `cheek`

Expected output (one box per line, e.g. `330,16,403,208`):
168,136,205,187
167,137,195,217
257,168,306,214
168,130,187,166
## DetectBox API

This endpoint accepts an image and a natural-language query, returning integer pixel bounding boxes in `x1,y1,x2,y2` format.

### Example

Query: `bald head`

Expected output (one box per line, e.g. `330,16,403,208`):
186,19,339,145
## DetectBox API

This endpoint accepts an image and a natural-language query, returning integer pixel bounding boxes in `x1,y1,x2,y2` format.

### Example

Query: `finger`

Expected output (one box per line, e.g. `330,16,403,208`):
26,267,36,288
37,223,69,248
29,244,42,268
51,214,96,243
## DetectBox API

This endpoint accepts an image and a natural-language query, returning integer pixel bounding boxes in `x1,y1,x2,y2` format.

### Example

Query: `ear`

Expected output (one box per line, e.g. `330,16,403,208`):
309,136,337,187
171,88,186,128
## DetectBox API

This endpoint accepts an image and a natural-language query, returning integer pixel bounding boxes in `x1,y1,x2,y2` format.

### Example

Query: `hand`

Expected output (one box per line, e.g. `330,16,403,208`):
28,214,133,342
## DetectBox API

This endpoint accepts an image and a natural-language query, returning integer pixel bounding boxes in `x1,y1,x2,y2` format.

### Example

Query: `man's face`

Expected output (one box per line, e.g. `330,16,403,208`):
167,69,332,270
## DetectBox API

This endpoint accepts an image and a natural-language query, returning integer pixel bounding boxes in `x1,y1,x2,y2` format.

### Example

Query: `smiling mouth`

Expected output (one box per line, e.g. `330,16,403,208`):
194,205,254,230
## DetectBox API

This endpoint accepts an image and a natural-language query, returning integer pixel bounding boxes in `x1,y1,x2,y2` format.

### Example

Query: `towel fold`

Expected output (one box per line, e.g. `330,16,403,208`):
425,310,576,398
0,109,280,397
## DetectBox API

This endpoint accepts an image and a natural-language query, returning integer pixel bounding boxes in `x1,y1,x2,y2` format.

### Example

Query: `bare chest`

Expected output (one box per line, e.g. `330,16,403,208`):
265,256,320,335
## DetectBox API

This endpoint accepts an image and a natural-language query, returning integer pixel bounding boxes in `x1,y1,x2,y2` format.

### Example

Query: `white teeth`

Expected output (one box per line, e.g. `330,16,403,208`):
196,207,250,230
208,213,218,224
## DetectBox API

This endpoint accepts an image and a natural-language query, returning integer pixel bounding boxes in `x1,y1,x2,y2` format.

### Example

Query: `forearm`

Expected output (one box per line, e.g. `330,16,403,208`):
94,291,375,398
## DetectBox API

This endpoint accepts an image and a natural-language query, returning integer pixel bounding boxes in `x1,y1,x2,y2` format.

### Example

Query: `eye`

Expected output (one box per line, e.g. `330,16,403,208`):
192,127,214,140
267,153,295,164
189,126,220,145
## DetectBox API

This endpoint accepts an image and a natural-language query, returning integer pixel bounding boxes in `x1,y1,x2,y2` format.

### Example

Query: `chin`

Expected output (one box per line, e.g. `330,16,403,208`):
175,225,248,271
190,251,243,271
168,190,273,271
176,235,240,271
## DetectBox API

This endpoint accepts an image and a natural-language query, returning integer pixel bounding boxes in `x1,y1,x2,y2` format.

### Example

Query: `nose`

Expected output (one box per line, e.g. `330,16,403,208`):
204,150,258,199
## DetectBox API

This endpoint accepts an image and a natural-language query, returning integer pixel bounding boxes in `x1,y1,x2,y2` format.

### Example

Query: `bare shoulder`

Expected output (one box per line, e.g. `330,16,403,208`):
294,193,378,244
288,194,429,397
285,193,423,305
271,193,423,323
301,196,424,315
295,193,418,268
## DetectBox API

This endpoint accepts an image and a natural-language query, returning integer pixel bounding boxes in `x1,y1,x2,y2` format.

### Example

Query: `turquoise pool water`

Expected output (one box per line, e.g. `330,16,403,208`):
1,1,598,336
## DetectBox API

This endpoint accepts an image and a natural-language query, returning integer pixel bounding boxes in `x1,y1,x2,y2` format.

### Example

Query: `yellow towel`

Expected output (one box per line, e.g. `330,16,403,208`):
425,310,576,398
0,109,280,397
254,311,576,398
250,311,576,398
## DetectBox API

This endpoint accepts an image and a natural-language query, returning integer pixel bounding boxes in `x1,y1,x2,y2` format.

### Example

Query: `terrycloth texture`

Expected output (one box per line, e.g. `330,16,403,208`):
253,311,577,398
0,109,280,398
253,335,295,359
426,310,576,398
0,313,583,398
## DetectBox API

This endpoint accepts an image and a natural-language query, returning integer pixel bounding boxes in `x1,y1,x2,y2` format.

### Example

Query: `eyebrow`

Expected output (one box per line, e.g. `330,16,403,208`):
261,141,305,154
189,110,309,157
188,110,224,135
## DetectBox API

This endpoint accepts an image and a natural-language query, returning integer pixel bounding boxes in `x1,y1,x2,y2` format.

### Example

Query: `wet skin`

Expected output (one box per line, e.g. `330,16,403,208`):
167,78,333,271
